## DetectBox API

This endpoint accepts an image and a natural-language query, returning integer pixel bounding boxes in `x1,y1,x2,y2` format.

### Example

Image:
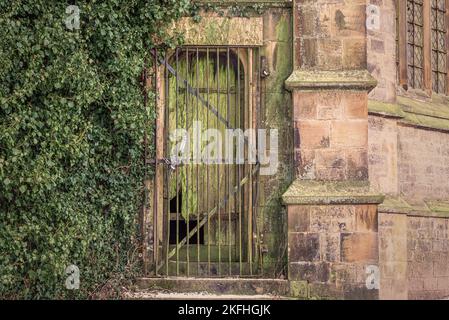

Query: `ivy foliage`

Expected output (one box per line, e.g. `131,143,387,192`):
0,0,192,299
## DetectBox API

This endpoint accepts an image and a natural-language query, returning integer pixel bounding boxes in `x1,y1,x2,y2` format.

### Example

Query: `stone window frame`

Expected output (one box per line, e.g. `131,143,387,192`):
398,0,449,96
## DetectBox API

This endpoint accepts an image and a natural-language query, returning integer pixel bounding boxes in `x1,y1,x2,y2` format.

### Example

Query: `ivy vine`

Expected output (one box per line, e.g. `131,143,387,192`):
0,0,192,299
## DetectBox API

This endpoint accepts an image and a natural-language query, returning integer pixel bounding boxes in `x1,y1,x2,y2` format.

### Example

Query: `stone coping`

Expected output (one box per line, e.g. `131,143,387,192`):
285,70,378,92
379,196,449,218
195,0,293,7
168,15,263,46
368,96,449,132
282,179,384,205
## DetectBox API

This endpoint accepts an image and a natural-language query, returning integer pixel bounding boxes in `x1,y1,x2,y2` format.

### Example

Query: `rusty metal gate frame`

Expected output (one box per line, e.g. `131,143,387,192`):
149,46,263,278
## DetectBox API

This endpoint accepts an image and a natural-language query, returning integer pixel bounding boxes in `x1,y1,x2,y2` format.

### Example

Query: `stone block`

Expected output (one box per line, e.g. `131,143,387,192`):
310,206,355,233
288,205,310,232
289,233,321,262
331,120,368,148
296,120,330,149
355,205,378,232
289,262,330,282
341,232,378,263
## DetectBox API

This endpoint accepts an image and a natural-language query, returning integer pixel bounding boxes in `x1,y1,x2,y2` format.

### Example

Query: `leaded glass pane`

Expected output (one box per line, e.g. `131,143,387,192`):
431,0,447,93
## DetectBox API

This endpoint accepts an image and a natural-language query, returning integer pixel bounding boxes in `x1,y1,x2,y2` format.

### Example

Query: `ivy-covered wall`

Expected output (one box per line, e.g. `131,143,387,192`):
0,0,193,299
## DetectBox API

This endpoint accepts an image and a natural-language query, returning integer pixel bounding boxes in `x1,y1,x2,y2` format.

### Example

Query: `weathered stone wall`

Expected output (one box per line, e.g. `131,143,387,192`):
368,116,399,195
285,0,382,300
378,212,408,299
288,203,379,299
407,215,449,299
296,0,367,70
257,7,294,277
295,91,369,181
365,0,449,299
370,117,449,299
366,0,397,103
398,126,449,205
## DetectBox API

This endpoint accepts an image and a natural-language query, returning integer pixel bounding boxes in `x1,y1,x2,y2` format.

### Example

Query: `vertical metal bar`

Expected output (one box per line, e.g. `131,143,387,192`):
153,48,159,276
175,48,180,276
216,47,221,276
257,46,263,275
186,48,190,277
196,48,200,275
142,58,149,275
226,47,231,276
165,50,170,276
247,48,253,276
237,47,242,276
206,48,211,276
255,47,261,274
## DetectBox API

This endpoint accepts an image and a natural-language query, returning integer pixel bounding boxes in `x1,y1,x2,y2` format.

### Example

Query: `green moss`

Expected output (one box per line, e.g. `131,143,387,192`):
396,95,449,131
378,196,413,214
282,180,384,205
401,112,449,132
379,197,449,218
285,70,378,91
289,281,309,299
255,9,293,277
426,200,449,213
196,0,293,8
369,96,449,132
398,95,449,120
368,100,406,118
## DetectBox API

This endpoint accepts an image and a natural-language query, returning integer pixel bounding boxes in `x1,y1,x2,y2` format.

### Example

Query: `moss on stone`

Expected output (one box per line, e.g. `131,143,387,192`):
368,100,405,118
398,95,449,120
426,200,449,213
369,96,449,132
197,0,293,6
169,15,263,46
285,70,378,91
401,112,449,132
282,179,384,205
289,280,309,299
379,196,449,218
256,9,293,277
378,196,413,214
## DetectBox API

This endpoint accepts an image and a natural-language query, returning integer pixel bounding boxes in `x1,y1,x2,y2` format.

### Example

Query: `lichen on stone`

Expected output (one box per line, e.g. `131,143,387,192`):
285,69,378,91
282,179,384,205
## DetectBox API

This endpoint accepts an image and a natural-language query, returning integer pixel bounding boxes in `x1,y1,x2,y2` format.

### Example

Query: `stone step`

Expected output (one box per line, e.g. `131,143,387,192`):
135,277,290,296
158,261,253,277
124,290,290,300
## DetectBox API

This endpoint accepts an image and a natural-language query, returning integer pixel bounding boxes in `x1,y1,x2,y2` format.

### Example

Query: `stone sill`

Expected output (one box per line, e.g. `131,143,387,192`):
285,70,378,92
282,179,384,205
368,96,449,133
379,196,449,219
